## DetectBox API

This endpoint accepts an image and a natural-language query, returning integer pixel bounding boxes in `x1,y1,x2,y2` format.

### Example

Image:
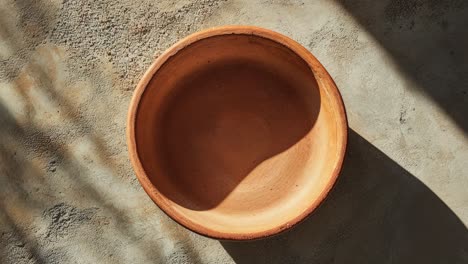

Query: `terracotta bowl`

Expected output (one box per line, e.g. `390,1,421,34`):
127,26,347,240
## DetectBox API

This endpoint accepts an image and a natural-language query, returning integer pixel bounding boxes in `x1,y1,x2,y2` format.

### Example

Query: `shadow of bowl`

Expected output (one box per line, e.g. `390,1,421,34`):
221,130,468,263
127,26,347,240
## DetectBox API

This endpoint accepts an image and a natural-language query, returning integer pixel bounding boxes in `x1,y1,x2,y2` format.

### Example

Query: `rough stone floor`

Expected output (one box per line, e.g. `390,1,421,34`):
0,0,467,263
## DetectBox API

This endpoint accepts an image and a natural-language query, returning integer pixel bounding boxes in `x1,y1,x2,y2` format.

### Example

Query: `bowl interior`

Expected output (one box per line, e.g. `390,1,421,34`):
133,33,345,237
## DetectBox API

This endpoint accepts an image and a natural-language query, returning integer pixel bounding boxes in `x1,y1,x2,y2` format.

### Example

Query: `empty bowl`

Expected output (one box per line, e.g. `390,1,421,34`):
127,26,347,240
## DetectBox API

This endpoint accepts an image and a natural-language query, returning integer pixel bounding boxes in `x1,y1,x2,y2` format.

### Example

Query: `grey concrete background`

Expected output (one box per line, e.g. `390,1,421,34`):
0,0,467,263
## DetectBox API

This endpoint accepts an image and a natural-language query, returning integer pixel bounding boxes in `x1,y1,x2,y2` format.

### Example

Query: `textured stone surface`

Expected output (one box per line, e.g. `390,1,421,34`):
0,0,467,263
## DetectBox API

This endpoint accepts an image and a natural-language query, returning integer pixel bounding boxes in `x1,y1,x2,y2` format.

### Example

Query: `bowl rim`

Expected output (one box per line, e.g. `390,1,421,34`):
127,25,348,241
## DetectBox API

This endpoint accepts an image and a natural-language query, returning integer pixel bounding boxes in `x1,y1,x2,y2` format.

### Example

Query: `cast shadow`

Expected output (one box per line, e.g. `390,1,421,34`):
336,0,468,133
222,129,468,263
0,70,167,263
146,59,320,210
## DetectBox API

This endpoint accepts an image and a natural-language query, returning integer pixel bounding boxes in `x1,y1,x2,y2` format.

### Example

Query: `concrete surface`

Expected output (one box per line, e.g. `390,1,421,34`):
0,0,467,263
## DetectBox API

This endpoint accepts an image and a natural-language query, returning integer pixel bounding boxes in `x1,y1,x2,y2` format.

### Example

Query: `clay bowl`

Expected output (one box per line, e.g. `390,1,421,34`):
127,26,347,240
